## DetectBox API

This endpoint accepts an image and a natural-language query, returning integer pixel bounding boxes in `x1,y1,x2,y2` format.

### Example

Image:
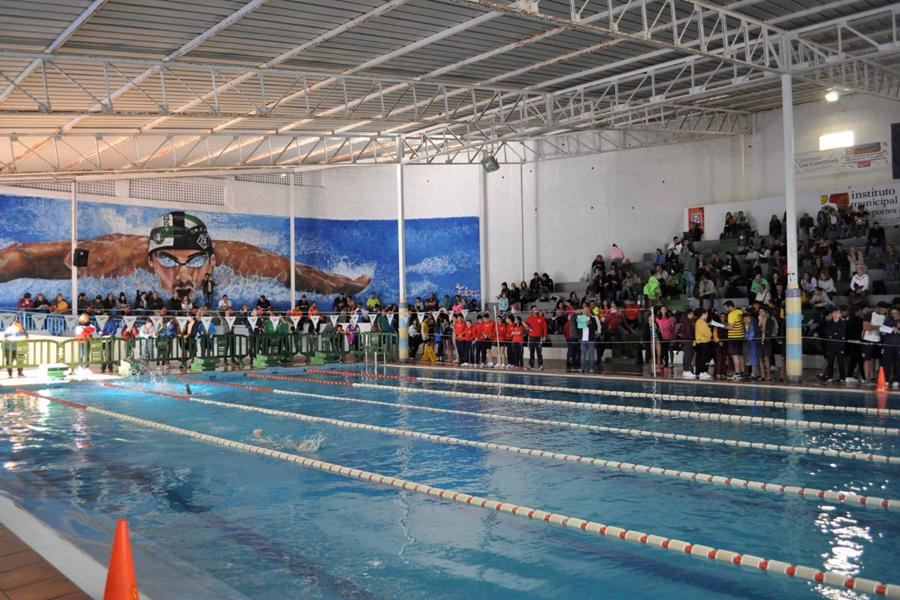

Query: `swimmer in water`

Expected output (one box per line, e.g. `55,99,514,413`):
253,428,264,439
185,383,193,396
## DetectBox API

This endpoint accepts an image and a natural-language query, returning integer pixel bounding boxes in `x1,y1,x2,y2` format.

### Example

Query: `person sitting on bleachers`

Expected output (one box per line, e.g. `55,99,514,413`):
722,212,735,238
758,244,771,262
815,210,828,240
697,274,717,309
667,236,681,252
885,244,899,281
663,248,678,273
707,252,724,286
798,212,815,241
736,211,750,233
508,282,521,306
768,214,783,240
748,273,768,305
853,207,869,238
865,221,886,258
520,279,536,304
721,251,741,284
849,265,870,305
819,270,837,299
688,222,702,242
745,245,759,263
799,272,818,297
528,273,541,299
749,231,764,249
591,255,606,278
838,206,855,238
767,250,785,281
539,273,554,301
652,248,665,269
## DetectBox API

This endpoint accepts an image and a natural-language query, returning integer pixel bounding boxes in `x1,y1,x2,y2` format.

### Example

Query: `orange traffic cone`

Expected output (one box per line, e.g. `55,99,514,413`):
104,520,139,600
875,367,889,394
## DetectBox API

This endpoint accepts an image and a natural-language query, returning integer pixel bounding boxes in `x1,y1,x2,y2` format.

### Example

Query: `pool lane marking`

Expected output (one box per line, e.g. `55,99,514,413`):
250,374,900,437
102,382,900,512
12,389,900,599
306,369,900,418
185,377,900,466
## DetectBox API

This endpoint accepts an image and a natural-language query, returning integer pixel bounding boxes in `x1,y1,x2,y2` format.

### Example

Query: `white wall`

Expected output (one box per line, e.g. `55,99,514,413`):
521,93,900,285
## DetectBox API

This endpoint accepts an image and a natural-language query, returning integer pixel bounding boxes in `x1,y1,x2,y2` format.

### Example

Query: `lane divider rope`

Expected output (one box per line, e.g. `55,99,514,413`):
189,377,900,465
307,369,900,418
12,388,900,598
104,383,900,511
250,373,900,437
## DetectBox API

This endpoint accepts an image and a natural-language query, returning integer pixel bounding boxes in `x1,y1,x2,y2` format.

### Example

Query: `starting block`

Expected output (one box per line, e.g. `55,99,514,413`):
39,363,69,380
190,357,219,373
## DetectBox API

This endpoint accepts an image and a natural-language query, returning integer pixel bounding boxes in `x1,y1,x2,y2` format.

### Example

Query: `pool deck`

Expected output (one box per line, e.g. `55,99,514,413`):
0,525,90,600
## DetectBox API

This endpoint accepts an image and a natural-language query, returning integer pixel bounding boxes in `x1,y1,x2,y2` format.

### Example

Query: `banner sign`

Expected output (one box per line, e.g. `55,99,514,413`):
796,141,890,175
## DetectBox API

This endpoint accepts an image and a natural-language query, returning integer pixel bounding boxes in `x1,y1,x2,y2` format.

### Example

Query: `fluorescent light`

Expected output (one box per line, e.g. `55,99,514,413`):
825,90,840,102
819,130,854,151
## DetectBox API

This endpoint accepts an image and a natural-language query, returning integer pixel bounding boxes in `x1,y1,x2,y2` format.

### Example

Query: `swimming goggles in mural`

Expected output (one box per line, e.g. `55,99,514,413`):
153,251,211,268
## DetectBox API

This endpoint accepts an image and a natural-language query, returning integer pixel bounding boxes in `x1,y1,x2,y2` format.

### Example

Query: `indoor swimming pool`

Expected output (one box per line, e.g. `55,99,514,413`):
2,366,900,599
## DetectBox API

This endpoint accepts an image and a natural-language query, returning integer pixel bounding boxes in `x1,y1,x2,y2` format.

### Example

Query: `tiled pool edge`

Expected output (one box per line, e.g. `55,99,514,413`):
0,491,111,600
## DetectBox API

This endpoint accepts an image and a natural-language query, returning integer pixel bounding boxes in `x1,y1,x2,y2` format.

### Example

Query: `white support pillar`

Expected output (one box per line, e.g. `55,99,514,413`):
397,155,409,362
479,166,488,310
71,181,78,311
782,74,802,382
519,162,526,282
289,172,296,309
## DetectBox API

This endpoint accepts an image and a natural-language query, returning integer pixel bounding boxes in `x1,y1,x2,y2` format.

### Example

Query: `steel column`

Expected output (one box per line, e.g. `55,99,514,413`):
782,74,802,382
289,173,296,309
71,181,78,312
397,151,409,363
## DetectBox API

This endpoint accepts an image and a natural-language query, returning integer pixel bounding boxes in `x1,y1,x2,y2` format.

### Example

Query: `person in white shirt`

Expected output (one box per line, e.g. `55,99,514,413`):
849,265,870,304
862,302,888,385
217,295,232,311
818,271,837,298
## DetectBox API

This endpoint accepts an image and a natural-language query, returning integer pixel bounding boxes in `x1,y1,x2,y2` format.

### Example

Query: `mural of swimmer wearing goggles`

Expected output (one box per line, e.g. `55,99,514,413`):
0,210,371,302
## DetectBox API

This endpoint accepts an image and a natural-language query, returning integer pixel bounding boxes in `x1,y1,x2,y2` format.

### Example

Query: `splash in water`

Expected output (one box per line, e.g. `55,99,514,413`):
251,428,326,454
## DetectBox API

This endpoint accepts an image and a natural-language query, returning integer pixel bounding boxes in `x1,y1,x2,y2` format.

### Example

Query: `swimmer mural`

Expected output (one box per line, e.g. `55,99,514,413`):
0,193,480,310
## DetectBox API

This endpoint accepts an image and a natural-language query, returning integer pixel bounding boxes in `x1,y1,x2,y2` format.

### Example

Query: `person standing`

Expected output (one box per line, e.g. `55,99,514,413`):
3,319,28,377
862,302,888,386
722,301,746,380
578,306,598,374
816,307,847,384
481,312,497,368
453,314,469,366
509,316,525,369
100,315,118,373
471,314,485,367
679,308,697,379
692,308,713,380
525,306,547,371
565,309,579,370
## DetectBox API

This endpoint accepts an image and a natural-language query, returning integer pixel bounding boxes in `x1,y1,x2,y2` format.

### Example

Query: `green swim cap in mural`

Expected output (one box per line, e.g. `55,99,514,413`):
147,211,213,255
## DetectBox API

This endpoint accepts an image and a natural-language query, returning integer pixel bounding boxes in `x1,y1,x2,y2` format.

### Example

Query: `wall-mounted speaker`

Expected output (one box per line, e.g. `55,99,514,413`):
73,248,90,268
481,155,500,173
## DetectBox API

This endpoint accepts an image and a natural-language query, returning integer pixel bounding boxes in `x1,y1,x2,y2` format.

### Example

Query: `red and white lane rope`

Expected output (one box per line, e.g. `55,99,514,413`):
12,389,900,598
250,373,900,437
307,369,900,418
200,377,900,465
104,383,900,511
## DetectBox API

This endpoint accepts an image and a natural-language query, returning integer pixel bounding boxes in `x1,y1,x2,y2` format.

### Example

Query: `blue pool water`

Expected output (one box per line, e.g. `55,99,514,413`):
2,366,900,599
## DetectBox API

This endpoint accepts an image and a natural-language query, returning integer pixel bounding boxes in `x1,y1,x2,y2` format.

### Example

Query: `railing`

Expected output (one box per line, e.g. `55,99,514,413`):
0,332,399,371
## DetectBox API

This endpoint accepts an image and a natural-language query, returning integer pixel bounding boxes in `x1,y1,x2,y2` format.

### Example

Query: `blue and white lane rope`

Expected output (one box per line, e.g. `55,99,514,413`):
106,383,900,511
249,373,900,437
191,376,900,465
308,369,900,417
12,389,900,598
